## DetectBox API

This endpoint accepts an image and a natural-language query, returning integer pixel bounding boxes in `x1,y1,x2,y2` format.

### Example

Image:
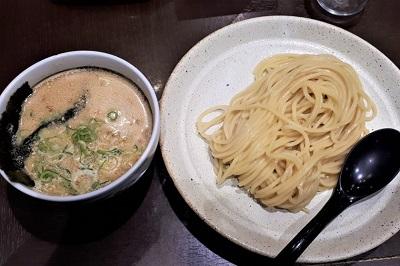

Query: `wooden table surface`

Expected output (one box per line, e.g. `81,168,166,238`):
1,0,400,265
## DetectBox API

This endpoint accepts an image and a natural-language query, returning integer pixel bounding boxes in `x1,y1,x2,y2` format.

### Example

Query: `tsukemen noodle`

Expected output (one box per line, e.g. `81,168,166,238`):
197,54,376,212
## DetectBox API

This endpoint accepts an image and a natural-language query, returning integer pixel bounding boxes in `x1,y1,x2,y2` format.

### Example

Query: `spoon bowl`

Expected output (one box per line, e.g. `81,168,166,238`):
340,128,400,200
275,128,400,264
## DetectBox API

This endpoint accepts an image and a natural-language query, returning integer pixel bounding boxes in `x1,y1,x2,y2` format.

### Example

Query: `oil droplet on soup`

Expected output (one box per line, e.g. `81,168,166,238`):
18,68,152,196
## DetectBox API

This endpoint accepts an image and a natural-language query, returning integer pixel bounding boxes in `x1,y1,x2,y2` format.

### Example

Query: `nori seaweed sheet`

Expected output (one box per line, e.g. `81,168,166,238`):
0,82,34,186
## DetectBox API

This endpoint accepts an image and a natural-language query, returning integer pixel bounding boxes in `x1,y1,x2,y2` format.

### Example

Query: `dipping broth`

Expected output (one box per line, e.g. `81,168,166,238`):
17,68,152,196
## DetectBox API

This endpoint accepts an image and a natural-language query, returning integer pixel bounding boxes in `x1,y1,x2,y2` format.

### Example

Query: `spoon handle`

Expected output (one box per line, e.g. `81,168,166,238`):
275,190,350,264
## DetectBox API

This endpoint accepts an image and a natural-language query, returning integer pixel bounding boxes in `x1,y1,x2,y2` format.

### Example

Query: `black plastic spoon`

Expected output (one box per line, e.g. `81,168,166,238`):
275,128,400,264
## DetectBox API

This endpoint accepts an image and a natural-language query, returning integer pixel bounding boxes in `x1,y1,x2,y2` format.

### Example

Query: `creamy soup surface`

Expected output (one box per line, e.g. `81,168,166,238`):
17,68,152,195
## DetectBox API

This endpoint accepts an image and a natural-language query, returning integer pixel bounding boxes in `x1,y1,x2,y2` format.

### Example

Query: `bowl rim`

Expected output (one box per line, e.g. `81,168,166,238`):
0,50,160,202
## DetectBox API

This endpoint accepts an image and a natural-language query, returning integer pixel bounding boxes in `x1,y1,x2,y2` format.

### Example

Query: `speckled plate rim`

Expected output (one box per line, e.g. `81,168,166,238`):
160,16,400,262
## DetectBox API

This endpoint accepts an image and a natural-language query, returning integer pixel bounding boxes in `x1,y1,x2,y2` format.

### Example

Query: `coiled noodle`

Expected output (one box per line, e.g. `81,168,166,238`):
197,54,377,212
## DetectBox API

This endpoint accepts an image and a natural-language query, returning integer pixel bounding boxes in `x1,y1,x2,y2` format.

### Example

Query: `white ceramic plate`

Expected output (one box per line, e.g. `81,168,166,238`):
160,16,400,263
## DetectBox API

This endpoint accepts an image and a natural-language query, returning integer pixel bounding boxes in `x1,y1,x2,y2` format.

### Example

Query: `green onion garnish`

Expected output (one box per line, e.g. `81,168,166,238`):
107,111,118,121
71,126,96,143
97,148,122,156
39,169,58,182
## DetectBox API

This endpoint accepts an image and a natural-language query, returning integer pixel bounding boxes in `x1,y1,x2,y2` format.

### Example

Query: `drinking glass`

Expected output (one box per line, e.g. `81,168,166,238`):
317,0,368,16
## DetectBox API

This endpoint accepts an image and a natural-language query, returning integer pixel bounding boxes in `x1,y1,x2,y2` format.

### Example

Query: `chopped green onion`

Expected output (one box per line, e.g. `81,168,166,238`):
62,145,69,153
101,156,118,171
91,180,111,190
77,140,88,154
110,148,122,155
97,148,122,156
38,139,59,153
62,144,74,155
79,150,97,166
97,150,107,156
89,118,102,125
71,126,96,144
107,111,118,121
39,169,58,182
97,148,121,171
79,166,94,170
62,180,78,195
38,140,51,152
132,145,143,154
91,181,100,190
37,136,69,154
55,164,72,181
